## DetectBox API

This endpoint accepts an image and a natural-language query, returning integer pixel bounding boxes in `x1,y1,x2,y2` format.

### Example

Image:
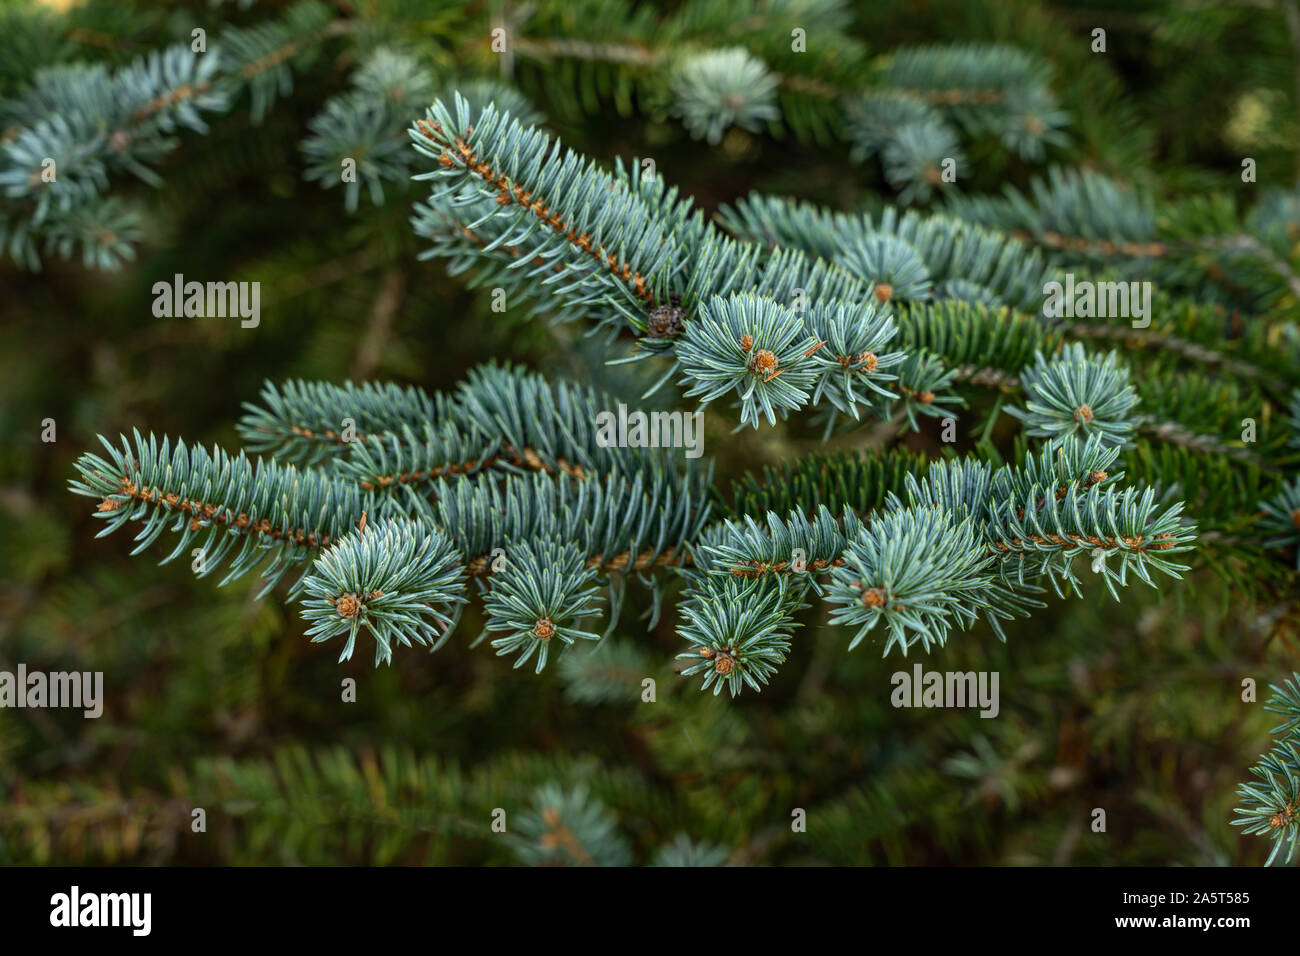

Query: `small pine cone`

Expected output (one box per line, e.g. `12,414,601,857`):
335,594,361,618
714,655,735,675
861,587,886,609
646,300,686,338
533,617,556,641
739,333,753,352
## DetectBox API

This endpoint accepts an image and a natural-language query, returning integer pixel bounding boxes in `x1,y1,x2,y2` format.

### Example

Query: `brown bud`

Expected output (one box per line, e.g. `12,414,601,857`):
874,283,894,303
533,617,556,641
861,587,886,609
1075,404,1094,424
646,301,686,339
335,594,360,619
750,349,779,379
714,655,735,675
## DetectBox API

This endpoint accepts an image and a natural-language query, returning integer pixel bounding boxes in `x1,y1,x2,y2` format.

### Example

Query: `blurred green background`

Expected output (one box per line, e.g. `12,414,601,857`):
1,0,1297,865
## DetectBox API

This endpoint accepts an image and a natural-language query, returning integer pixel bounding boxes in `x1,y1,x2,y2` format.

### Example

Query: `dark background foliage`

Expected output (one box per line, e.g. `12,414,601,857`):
1,0,1297,865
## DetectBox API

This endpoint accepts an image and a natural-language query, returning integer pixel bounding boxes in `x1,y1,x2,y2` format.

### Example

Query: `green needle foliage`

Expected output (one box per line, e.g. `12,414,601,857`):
676,575,805,695
300,518,465,666
1009,344,1140,448
68,429,380,598
1234,675,1300,865
479,539,604,674
675,293,826,427
825,506,993,655
64,76,1294,705
676,435,1196,693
